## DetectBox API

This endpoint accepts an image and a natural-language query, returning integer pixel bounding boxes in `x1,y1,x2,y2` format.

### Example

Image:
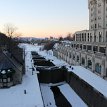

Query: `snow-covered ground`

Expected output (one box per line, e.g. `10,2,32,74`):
0,44,43,107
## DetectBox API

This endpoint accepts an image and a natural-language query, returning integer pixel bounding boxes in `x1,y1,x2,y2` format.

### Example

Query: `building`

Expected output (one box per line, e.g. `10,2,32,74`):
0,53,22,88
53,0,107,79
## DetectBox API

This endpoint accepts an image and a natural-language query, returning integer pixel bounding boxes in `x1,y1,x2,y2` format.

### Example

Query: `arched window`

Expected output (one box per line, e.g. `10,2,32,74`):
90,36,92,42
94,36,96,42
77,56,79,62
99,35,102,42
73,55,75,60
95,63,101,74
87,59,92,69
99,32,102,42
81,57,85,65
106,31,107,42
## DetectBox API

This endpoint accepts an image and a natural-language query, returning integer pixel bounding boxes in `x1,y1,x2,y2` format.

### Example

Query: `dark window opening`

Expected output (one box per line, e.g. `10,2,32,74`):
99,35,102,42
81,58,85,65
80,44,82,49
77,56,79,62
90,36,92,42
95,63,101,74
73,55,75,60
87,59,92,69
94,36,96,42
87,45,92,51
93,46,98,52
99,47,106,53
83,45,86,50
95,24,97,28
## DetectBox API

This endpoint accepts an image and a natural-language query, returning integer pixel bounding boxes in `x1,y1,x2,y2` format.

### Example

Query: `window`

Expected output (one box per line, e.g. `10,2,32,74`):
95,63,101,74
99,35,102,42
8,78,10,82
87,45,92,51
99,32,102,42
76,44,79,49
94,36,96,42
81,57,85,65
106,31,107,42
82,33,84,41
3,79,7,83
93,46,98,52
90,36,92,42
80,34,81,41
0,79,2,83
77,56,79,62
73,55,75,60
99,47,106,53
95,24,97,28
83,45,86,50
87,59,92,69
84,33,86,41
80,44,82,49
88,33,89,41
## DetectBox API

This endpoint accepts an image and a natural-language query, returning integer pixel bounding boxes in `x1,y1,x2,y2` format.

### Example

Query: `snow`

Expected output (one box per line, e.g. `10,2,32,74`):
31,44,107,99
58,84,87,107
40,84,57,107
0,44,43,107
1,70,6,74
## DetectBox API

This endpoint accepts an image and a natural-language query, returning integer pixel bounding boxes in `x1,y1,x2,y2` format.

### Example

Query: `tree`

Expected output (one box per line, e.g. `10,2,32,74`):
58,36,63,41
3,23,17,38
64,33,73,41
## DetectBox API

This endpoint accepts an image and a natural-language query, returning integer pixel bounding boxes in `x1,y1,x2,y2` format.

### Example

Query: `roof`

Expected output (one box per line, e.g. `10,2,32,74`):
0,53,16,72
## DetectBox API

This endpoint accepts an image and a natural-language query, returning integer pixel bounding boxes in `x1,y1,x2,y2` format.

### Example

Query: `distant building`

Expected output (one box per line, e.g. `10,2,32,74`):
53,0,107,79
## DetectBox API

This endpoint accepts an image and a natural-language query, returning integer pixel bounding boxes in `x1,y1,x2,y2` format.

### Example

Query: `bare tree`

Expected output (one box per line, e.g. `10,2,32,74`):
3,23,17,38
64,33,73,41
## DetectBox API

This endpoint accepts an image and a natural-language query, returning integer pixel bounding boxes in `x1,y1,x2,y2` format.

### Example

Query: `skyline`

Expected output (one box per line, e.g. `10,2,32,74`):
0,0,89,38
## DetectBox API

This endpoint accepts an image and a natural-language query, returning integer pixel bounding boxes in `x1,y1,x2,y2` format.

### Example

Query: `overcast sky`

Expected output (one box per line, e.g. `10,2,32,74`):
0,0,89,38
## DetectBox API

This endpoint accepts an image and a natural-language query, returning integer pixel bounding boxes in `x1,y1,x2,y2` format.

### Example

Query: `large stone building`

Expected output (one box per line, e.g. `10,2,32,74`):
53,0,107,79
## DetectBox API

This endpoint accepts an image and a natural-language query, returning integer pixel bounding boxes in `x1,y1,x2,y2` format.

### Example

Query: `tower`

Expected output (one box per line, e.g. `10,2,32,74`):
88,0,107,42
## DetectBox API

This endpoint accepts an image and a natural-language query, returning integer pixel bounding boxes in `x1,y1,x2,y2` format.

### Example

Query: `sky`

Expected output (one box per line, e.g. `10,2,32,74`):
0,0,89,38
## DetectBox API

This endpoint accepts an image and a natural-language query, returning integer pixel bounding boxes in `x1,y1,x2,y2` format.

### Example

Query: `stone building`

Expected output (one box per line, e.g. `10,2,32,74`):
0,53,22,88
53,0,107,79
